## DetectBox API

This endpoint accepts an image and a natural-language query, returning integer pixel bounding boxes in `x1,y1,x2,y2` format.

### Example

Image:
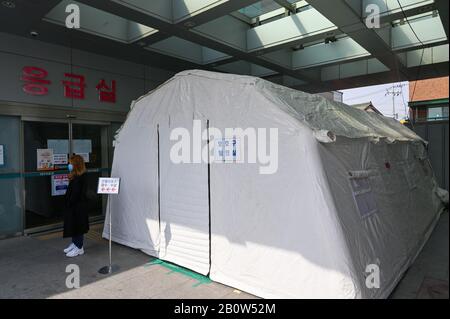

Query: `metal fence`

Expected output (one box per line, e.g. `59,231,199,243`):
409,121,449,191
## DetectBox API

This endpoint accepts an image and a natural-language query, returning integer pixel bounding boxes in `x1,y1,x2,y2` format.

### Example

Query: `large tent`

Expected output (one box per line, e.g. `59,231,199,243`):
104,70,446,298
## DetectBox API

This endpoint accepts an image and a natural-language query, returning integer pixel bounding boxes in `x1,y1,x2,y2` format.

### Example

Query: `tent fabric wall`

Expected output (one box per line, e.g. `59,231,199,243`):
158,117,210,275
318,138,443,298
103,70,445,298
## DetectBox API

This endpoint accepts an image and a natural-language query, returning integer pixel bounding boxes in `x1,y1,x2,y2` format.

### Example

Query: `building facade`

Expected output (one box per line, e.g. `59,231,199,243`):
351,102,383,115
408,76,449,191
0,32,175,238
409,76,449,123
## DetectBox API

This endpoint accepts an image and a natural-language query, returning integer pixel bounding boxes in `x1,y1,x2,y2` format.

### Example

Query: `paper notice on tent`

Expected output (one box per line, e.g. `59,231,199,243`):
0,144,4,166
51,174,69,196
214,138,240,162
37,149,54,171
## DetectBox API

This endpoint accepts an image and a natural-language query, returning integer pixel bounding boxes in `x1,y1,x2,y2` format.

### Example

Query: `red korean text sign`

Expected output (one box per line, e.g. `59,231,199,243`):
20,66,117,103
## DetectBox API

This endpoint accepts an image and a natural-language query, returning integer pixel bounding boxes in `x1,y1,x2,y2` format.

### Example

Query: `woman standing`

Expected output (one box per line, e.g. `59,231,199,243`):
63,154,89,257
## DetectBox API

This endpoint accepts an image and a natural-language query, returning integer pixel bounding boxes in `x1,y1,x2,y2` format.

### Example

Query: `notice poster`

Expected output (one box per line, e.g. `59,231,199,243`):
53,153,68,165
47,139,69,155
214,138,240,163
73,139,92,154
37,149,54,171
0,144,4,166
51,174,69,196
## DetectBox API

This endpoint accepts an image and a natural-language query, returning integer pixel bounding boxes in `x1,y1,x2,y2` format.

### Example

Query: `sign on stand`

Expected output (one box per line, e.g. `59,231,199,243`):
97,177,121,275
97,177,120,194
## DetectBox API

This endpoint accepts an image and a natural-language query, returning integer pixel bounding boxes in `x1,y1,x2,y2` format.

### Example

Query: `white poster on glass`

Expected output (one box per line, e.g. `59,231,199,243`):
53,153,68,165
47,139,69,155
37,149,54,171
51,174,70,196
73,140,92,154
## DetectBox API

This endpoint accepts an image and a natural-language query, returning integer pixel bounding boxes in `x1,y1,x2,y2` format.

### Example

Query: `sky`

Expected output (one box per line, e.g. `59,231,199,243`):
341,81,410,120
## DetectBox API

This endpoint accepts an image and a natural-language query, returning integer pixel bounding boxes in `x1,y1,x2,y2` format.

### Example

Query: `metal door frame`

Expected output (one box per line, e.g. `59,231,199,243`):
21,116,112,234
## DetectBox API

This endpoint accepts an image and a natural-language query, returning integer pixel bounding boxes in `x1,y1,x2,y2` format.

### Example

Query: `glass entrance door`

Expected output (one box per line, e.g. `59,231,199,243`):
72,123,109,218
24,120,110,231
24,121,69,230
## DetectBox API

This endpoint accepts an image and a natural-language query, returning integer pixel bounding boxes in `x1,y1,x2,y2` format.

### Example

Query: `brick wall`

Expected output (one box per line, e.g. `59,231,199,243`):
409,76,449,102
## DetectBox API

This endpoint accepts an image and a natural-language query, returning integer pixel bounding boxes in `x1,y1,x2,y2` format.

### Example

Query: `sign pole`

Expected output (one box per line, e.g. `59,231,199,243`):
109,194,112,271
98,177,120,275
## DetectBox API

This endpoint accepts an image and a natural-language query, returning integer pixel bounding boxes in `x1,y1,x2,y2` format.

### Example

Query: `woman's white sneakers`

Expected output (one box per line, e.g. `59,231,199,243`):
63,243,76,254
63,243,84,257
66,247,84,257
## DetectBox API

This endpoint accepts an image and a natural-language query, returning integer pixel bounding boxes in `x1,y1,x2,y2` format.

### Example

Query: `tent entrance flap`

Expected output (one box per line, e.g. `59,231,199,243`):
158,117,211,276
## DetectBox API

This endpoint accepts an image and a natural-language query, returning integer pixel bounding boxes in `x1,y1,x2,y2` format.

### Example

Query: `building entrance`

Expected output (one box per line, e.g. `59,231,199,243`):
23,119,110,232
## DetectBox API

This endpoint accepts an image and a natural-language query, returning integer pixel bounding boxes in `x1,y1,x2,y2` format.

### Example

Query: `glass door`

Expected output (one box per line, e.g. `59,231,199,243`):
0,116,22,237
24,120,69,230
71,123,109,218
23,119,110,231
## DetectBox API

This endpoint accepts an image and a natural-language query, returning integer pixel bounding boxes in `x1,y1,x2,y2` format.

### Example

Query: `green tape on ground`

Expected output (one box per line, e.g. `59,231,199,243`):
145,258,212,287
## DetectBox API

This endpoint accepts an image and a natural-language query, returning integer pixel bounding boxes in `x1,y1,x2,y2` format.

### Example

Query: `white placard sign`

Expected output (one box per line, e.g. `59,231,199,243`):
0,144,4,166
73,139,92,154
51,174,70,196
48,139,69,154
97,178,120,194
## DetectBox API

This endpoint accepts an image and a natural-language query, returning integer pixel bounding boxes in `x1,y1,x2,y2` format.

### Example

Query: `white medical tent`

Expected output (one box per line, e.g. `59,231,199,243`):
104,70,446,299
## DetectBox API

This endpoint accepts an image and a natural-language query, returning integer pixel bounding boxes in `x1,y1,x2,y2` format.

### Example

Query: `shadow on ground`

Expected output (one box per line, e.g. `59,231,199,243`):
0,212,448,299
0,224,253,299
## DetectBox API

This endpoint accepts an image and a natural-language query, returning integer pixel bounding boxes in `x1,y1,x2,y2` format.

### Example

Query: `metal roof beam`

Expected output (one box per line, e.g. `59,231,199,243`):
273,0,296,14
308,0,409,77
173,0,261,26
123,0,261,44
76,0,322,85
297,61,449,93
0,0,63,34
435,0,449,38
246,0,436,55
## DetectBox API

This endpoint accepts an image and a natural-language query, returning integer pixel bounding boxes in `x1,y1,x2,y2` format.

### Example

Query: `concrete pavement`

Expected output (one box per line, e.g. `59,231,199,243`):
0,212,448,299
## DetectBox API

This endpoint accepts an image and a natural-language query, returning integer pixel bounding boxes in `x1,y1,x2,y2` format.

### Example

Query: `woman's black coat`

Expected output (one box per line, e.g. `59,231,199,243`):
63,173,89,238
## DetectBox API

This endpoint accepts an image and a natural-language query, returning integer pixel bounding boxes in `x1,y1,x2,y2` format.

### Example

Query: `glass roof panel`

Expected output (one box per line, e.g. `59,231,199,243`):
239,0,282,18
146,36,230,65
238,1,310,20
45,0,158,44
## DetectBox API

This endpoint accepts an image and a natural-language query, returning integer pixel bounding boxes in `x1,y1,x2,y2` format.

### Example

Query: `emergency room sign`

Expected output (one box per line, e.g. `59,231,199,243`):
20,65,117,103
97,177,120,194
